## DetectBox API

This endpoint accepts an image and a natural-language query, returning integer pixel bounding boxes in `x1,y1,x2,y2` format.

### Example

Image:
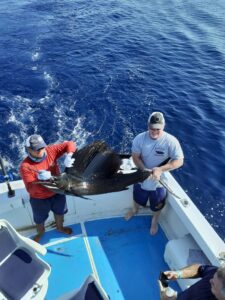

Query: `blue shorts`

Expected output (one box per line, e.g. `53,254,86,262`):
30,194,68,224
133,183,166,211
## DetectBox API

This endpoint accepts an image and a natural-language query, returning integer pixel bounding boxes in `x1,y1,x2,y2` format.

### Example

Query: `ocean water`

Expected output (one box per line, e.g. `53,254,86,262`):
0,0,225,240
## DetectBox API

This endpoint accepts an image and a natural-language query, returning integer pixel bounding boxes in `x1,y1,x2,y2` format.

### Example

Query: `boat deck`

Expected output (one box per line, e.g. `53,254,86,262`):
38,216,180,300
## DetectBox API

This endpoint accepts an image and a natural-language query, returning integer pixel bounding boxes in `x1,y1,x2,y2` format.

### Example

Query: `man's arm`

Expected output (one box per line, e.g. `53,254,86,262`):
158,264,201,300
152,158,183,181
50,141,76,160
164,264,201,280
132,153,146,171
158,158,184,172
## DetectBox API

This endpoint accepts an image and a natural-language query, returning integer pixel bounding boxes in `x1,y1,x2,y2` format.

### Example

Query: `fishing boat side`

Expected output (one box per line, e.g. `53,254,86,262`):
0,169,225,298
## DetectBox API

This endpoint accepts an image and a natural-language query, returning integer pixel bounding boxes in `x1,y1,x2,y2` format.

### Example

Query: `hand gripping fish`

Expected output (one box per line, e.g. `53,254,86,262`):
37,141,150,197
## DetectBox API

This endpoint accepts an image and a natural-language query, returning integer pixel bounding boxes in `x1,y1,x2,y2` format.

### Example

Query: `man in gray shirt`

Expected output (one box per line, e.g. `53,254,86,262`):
125,112,184,234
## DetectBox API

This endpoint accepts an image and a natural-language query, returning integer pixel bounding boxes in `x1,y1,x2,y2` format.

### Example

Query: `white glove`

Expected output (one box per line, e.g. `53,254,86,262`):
37,170,52,180
64,153,75,168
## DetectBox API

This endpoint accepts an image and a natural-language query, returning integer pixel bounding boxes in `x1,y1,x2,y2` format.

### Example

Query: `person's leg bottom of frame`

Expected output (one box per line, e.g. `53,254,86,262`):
54,214,73,235
124,200,140,221
34,223,45,243
125,184,149,221
150,210,161,235
30,197,50,243
149,188,166,235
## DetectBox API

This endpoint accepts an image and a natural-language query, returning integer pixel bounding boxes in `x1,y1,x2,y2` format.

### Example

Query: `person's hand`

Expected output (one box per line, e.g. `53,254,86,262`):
64,153,75,168
37,170,52,180
158,280,168,300
152,167,162,181
142,168,153,179
164,271,179,280
158,280,177,300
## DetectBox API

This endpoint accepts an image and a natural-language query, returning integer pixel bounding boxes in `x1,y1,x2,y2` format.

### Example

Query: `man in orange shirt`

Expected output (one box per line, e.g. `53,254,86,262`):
20,134,76,242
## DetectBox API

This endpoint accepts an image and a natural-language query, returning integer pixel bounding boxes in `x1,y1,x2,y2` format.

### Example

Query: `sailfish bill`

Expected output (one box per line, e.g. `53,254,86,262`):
37,141,150,197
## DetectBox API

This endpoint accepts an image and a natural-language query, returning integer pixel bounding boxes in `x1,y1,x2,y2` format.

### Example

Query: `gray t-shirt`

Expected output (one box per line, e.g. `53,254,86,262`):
132,131,184,190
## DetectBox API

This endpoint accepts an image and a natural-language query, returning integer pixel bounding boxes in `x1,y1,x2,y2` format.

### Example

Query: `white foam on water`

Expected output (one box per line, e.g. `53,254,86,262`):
9,132,27,158
53,105,91,148
38,71,59,104
39,95,51,104
103,75,113,93
121,126,134,152
44,71,55,88
70,116,91,147
31,51,40,62
43,71,59,90
0,157,11,169
0,94,37,172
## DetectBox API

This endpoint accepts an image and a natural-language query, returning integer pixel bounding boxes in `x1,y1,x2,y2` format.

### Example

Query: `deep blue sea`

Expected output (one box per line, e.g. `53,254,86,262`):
0,0,225,240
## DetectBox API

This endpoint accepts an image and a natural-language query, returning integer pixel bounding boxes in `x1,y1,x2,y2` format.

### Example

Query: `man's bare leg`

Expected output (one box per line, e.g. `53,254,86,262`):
150,210,161,235
34,223,45,243
124,201,140,221
54,214,73,235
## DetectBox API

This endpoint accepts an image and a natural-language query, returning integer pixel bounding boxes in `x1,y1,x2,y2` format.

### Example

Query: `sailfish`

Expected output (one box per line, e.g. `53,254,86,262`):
38,141,150,197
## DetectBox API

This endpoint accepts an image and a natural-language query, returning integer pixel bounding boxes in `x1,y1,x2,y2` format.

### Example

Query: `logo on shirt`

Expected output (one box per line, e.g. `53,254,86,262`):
155,148,165,156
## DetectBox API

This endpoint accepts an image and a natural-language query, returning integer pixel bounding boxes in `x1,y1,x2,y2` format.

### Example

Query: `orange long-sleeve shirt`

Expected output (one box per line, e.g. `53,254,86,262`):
20,141,76,199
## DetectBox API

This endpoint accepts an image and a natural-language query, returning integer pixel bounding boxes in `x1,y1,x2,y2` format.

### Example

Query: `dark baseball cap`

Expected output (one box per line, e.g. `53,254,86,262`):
148,112,165,129
25,134,46,150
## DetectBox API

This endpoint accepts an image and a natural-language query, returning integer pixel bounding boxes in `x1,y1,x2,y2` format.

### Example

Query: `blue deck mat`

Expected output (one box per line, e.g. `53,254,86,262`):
45,237,94,300
85,216,180,300
37,222,82,245
42,216,180,300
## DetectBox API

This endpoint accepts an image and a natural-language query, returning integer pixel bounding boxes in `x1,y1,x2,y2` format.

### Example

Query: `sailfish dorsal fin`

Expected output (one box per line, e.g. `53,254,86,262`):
65,141,122,179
